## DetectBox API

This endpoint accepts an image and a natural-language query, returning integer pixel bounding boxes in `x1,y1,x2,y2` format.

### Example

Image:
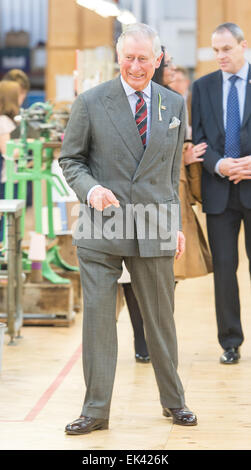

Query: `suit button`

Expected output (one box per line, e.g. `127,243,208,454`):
150,179,156,185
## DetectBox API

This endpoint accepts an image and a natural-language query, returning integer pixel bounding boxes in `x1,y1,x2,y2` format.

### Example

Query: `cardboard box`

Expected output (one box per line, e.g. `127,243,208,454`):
5,30,29,47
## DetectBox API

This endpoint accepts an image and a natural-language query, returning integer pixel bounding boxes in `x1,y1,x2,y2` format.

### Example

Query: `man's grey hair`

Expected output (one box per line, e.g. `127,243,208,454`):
212,22,245,43
116,23,162,58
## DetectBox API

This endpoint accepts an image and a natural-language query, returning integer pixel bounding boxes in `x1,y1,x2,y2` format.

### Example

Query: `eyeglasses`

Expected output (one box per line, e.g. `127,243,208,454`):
163,57,174,68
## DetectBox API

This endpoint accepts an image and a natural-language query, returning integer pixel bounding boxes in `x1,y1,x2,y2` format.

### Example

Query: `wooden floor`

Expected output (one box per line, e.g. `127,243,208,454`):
0,227,251,450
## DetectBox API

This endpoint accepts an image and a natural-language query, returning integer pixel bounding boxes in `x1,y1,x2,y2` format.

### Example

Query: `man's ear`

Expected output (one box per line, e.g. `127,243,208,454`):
241,39,248,52
155,52,164,69
117,53,122,66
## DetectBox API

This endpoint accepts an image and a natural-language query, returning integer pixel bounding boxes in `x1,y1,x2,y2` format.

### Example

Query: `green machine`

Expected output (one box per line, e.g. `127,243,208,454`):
4,101,78,284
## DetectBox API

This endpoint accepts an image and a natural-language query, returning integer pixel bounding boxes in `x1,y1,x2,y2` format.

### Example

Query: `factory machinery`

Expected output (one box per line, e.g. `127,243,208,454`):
0,102,80,336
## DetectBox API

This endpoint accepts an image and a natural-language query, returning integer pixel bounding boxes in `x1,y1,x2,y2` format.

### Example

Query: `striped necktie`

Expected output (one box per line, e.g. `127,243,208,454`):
135,91,147,149
225,75,241,159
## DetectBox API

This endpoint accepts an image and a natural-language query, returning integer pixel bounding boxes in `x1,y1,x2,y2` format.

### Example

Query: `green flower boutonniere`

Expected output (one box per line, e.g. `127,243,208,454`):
158,93,166,121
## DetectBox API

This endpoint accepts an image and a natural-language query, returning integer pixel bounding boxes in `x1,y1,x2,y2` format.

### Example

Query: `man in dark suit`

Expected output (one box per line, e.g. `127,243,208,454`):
59,23,197,435
192,23,251,364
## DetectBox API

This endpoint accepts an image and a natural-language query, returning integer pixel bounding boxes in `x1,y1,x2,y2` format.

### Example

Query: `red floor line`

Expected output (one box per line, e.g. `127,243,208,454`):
23,343,82,422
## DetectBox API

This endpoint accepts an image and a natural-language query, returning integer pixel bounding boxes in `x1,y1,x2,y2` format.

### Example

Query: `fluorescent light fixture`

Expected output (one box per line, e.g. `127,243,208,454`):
117,10,136,25
76,0,120,17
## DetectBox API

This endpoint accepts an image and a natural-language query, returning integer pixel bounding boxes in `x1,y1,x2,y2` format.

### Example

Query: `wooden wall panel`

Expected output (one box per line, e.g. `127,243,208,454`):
46,49,76,102
47,0,80,48
46,0,114,102
225,0,251,44
197,0,225,48
196,0,251,78
196,60,218,78
78,8,114,49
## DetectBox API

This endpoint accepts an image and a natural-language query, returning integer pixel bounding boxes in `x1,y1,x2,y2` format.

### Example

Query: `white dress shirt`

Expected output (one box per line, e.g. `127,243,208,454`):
215,61,249,177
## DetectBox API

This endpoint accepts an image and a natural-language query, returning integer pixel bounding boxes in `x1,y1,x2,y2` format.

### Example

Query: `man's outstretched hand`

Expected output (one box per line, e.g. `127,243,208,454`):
89,186,120,211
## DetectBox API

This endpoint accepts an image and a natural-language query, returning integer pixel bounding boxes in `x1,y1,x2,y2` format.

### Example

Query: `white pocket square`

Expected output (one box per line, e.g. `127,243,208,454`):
169,117,180,129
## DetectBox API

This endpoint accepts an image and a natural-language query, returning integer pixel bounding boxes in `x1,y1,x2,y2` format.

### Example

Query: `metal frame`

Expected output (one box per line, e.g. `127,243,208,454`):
0,199,25,344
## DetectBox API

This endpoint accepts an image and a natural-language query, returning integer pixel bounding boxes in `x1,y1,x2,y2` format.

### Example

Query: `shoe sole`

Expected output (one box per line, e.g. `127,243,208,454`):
65,424,109,435
220,359,240,364
220,361,239,365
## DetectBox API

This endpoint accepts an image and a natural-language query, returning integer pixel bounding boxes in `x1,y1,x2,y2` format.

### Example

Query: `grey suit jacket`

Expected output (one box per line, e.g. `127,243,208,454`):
59,77,185,257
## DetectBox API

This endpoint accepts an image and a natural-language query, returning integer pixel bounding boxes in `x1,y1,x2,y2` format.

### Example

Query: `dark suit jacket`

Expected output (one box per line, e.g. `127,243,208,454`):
192,65,251,214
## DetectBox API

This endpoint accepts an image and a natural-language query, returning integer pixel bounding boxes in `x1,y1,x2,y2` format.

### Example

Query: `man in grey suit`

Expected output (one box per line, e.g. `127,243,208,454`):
59,23,197,435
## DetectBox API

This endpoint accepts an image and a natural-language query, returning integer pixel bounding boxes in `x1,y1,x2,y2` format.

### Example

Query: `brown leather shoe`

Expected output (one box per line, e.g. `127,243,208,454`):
65,416,109,435
163,406,197,426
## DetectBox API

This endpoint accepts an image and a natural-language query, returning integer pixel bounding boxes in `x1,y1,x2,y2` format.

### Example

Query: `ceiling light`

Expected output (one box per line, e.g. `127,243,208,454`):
117,10,137,25
76,0,120,18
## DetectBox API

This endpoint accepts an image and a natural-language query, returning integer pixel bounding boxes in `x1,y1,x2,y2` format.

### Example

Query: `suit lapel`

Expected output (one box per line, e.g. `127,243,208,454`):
208,71,224,135
242,64,251,128
102,77,144,162
133,82,173,179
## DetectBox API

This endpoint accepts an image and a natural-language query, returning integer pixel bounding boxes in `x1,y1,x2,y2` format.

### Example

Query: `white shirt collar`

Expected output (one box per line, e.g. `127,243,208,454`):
222,60,249,82
120,75,151,99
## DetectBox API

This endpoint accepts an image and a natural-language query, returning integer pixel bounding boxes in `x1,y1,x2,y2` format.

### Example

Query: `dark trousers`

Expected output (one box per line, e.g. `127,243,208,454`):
122,283,149,357
206,184,251,350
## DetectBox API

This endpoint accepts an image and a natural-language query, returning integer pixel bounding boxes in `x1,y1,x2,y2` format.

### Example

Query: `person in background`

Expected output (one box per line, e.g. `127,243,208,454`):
3,69,30,106
2,69,32,207
123,47,212,365
118,265,150,363
153,45,177,90
0,80,20,240
170,66,192,137
171,66,190,96
192,23,251,364
153,47,211,281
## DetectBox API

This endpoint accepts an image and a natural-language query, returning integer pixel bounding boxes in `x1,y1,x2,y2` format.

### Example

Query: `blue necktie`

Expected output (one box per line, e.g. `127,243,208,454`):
225,75,241,159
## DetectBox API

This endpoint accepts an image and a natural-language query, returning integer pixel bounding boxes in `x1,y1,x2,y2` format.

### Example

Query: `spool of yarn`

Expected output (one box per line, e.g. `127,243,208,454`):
30,261,43,283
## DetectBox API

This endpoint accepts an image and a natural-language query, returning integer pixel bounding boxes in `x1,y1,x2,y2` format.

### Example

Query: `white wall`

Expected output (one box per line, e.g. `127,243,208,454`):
118,0,197,68
0,0,48,47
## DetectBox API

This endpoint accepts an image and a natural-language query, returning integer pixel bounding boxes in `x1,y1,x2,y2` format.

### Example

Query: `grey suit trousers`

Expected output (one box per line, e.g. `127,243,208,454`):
77,247,185,419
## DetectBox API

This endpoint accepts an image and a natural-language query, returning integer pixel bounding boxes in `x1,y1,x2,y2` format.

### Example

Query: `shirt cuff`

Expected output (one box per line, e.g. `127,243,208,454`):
87,185,102,207
215,159,226,178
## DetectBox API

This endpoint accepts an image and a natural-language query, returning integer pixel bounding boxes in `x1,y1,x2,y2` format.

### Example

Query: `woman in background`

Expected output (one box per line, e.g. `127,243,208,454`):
120,46,212,362
2,69,33,208
0,80,20,240
3,69,30,106
152,46,212,279
0,80,20,183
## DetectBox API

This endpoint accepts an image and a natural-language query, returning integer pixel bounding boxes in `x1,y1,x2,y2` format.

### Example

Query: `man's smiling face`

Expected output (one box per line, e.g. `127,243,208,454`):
118,34,163,91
